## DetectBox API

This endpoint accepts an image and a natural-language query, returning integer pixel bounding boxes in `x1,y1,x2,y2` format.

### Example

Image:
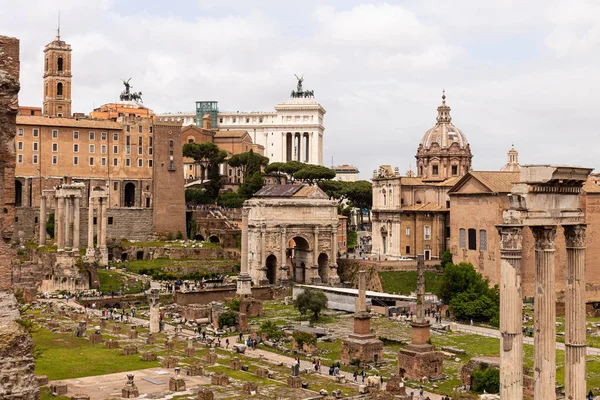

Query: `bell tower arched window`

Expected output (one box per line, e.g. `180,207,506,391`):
57,57,63,72
57,82,63,96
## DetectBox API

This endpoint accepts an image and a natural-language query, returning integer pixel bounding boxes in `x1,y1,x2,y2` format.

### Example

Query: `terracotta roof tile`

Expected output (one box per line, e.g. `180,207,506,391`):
16,115,121,129
583,179,600,193
214,130,249,138
468,171,520,193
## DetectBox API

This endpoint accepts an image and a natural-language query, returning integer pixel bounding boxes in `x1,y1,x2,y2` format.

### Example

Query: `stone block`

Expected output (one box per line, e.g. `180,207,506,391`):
123,345,138,355
358,385,368,394
187,365,204,376
385,374,407,395
255,368,269,378
398,347,444,381
239,298,263,317
51,382,68,396
100,319,107,328
105,340,119,349
70,394,90,400
165,339,175,351
169,377,186,392
71,313,79,321
36,375,49,386
142,352,157,361
236,312,248,332
128,327,138,339
121,386,139,398
287,376,302,388
229,357,241,370
243,382,258,395
185,347,195,357
112,323,122,334
146,335,156,345
89,332,102,344
162,356,178,369
197,387,214,400
210,373,229,386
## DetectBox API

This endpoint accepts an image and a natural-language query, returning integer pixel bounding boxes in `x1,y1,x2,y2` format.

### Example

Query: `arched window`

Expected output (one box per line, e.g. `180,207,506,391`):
57,82,63,96
57,57,63,72
45,58,48,71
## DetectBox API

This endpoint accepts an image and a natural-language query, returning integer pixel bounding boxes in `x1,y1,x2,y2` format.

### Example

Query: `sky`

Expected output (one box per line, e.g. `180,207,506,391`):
2,0,599,179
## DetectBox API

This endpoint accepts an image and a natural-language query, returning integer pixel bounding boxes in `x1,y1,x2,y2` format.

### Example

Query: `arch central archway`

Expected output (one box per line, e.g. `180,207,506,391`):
288,236,310,283
318,253,329,283
124,183,135,207
266,254,278,285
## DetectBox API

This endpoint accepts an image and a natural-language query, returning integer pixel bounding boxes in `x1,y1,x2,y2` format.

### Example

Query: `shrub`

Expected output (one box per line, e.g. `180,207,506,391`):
293,330,316,348
176,231,184,240
225,298,240,312
441,249,453,268
472,363,500,393
218,311,237,328
46,213,55,238
258,321,283,341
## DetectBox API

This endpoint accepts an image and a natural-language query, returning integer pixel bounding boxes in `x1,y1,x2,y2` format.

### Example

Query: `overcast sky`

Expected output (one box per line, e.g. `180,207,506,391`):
2,0,599,178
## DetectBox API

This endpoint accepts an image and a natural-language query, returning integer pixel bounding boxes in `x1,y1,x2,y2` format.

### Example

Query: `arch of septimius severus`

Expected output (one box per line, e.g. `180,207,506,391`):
498,165,592,400
236,184,341,294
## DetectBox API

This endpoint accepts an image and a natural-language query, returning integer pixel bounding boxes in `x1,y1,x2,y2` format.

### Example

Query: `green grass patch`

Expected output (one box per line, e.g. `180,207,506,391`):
378,271,443,295
40,386,69,400
97,269,143,294
33,328,159,380
121,240,221,249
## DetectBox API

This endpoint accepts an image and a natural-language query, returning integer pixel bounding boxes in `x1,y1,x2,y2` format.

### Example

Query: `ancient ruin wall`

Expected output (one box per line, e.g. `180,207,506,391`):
0,34,39,400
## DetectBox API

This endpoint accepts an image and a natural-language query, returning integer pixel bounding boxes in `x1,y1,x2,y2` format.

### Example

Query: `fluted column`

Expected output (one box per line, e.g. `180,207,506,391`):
64,197,71,249
564,225,587,400
532,226,557,400
56,197,64,250
99,198,107,249
73,197,80,250
498,225,524,400
39,196,47,245
236,208,251,295
331,225,337,263
87,198,94,250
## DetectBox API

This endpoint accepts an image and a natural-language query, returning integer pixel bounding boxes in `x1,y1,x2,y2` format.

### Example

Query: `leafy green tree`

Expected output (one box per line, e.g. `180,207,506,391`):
238,172,264,199
439,262,490,304
227,149,269,179
46,213,55,238
264,161,305,183
344,180,373,225
183,142,227,200
185,188,212,204
294,165,336,185
347,230,358,250
441,249,453,269
257,320,283,341
319,179,347,202
217,192,244,208
294,288,328,320
218,311,237,328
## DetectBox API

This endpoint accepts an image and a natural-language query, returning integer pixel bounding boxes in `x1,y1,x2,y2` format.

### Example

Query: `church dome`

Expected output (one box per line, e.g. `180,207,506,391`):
419,93,469,150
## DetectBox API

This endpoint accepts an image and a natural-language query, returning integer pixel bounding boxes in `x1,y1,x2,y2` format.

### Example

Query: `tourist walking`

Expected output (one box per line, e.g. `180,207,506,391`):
419,386,424,399
589,390,594,400
225,338,229,349
361,370,366,383
353,370,358,381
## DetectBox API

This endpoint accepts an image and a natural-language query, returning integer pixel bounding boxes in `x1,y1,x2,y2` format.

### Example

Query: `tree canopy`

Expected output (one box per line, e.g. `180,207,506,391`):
264,161,306,183
227,149,269,180
182,142,227,200
294,288,328,320
293,165,336,184
439,262,500,325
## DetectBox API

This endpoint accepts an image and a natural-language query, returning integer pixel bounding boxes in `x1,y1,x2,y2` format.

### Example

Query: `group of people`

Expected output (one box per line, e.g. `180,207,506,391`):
419,386,451,399
94,306,136,321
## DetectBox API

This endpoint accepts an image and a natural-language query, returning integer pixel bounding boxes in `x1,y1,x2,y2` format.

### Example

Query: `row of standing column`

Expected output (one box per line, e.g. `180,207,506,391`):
498,224,586,400
40,196,81,250
87,196,108,252
284,132,312,163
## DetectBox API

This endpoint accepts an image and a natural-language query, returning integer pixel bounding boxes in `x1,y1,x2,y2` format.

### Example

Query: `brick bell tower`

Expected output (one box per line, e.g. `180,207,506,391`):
43,25,72,117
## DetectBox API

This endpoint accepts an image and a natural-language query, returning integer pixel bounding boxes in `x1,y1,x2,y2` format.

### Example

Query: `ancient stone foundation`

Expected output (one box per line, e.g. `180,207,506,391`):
50,382,68,396
112,323,122,334
255,368,269,378
187,365,204,376
105,340,119,349
35,375,48,386
128,326,138,339
89,331,102,344
142,352,157,361
165,339,174,351
123,345,138,355
239,298,263,317
229,357,241,370
205,349,217,364
243,382,258,394
287,376,302,388
197,387,214,400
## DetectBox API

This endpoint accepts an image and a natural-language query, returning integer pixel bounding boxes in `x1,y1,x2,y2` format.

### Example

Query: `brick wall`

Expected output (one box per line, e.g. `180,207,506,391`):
0,36,19,290
152,121,186,238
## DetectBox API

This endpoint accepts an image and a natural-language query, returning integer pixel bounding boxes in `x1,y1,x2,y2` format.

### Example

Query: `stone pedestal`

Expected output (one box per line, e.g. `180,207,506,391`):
70,394,90,400
210,374,229,386
397,344,444,380
162,357,178,369
147,289,160,334
255,368,269,378
36,375,49,386
51,382,68,396
100,319,107,329
105,340,119,349
146,334,156,345
165,339,174,351
121,386,139,398
187,365,204,376
236,273,252,296
205,349,217,364
169,377,186,392
112,323,121,334
287,376,302,388
197,388,214,400
385,374,407,395
142,352,157,361
75,321,87,337
89,331,102,344
229,357,241,370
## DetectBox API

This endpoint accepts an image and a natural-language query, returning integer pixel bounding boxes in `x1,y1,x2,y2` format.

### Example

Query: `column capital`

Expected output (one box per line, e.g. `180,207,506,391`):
496,225,523,252
531,225,557,251
564,224,586,249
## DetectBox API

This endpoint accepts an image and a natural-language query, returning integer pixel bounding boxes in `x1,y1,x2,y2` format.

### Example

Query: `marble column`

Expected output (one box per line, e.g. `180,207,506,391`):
281,225,287,274
87,197,95,252
356,270,366,313
498,226,524,400
64,197,71,249
415,254,425,322
313,227,319,268
39,196,46,245
331,225,337,264
532,226,557,400
236,208,252,295
56,197,64,250
73,197,80,250
99,197,108,265
564,225,587,400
